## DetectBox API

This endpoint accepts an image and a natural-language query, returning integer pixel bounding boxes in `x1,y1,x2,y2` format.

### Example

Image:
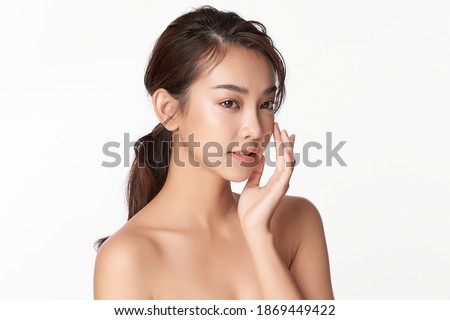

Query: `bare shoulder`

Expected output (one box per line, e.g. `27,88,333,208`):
271,195,324,242
93,224,161,299
276,195,321,219
272,195,334,299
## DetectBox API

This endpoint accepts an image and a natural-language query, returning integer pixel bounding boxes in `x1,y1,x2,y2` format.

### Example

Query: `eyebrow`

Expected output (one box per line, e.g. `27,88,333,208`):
211,84,277,95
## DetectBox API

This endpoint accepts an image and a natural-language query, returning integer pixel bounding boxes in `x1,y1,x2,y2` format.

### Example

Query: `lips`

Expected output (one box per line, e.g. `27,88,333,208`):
228,146,259,156
231,150,255,156
227,145,261,163
229,151,258,162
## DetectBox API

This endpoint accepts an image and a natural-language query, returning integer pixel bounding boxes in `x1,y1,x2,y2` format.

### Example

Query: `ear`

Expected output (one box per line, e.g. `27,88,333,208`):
152,88,182,131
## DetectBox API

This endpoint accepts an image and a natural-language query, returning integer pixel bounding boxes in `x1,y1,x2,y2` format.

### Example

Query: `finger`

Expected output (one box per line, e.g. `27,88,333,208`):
278,128,293,170
264,124,289,193
244,154,265,189
273,122,285,171
272,122,280,158
290,134,297,167
281,129,295,168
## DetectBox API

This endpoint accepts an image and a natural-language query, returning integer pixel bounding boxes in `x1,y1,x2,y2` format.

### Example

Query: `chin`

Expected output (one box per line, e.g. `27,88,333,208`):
220,167,255,183
227,176,250,183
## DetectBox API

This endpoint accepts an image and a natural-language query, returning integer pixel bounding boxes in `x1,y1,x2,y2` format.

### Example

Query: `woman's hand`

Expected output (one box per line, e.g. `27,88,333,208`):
237,122,296,234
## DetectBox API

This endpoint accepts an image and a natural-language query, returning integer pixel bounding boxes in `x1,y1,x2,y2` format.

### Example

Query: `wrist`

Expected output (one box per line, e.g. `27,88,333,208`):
240,217,271,235
242,227,274,246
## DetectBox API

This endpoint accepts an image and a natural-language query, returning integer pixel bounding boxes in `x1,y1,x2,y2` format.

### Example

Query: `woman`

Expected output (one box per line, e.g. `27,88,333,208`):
94,5,334,300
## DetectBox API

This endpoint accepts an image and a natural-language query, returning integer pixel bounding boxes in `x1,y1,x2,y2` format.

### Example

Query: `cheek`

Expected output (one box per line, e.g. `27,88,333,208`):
183,98,224,130
182,102,232,140
262,114,274,129
261,112,275,129
261,114,274,142
176,110,228,156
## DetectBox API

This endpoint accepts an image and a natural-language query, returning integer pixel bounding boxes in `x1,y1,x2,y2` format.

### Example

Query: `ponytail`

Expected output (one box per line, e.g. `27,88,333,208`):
127,123,172,220
94,123,172,251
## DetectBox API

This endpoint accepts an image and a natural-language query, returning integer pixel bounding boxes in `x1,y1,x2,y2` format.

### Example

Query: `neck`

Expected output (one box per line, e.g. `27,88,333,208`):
148,145,239,230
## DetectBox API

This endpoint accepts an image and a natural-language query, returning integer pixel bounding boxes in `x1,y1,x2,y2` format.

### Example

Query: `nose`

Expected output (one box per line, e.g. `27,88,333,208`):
240,109,264,140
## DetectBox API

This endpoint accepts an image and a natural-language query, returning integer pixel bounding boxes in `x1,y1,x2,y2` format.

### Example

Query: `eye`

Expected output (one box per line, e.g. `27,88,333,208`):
261,100,275,111
220,100,239,109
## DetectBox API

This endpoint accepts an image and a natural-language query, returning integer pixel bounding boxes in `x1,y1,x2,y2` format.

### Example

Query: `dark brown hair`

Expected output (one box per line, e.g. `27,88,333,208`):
94,5,286,250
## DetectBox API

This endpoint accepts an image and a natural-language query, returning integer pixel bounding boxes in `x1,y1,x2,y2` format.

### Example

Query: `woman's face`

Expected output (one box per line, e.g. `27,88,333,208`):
174,46,276,182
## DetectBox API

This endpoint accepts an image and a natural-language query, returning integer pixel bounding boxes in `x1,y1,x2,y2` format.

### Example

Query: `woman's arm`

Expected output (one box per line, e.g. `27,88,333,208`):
243,229,304,299
238,123,333,299
288,198,334,299
237,122,303,299
243,196,334,300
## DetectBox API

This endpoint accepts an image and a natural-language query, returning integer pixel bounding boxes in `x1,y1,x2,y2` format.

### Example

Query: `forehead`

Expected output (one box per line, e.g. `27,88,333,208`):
192,46,276,92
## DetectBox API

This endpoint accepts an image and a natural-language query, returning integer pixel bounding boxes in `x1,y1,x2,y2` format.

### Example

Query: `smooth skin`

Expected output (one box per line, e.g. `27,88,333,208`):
94,46,334,299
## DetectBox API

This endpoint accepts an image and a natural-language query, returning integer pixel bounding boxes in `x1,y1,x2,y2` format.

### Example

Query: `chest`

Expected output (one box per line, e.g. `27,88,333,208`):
150,235,270,299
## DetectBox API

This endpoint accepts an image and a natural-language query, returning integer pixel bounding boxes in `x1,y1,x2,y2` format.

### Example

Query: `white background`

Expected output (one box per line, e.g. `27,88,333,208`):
0,0,449,299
